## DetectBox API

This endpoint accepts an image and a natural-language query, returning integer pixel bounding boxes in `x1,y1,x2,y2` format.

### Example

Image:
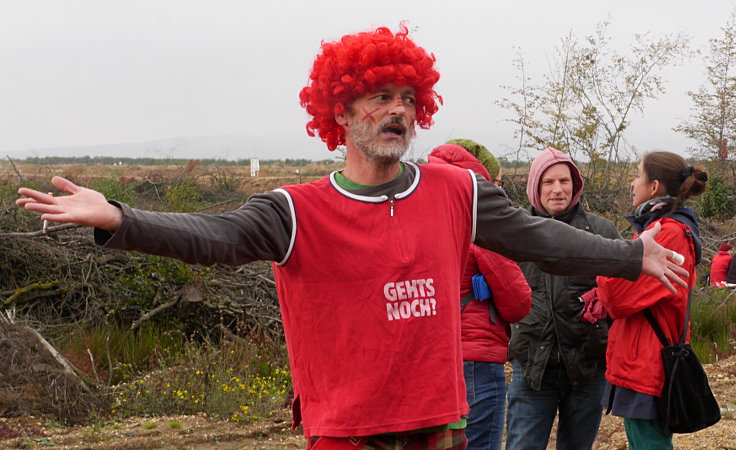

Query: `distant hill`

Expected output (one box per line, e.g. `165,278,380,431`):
5,134,337,162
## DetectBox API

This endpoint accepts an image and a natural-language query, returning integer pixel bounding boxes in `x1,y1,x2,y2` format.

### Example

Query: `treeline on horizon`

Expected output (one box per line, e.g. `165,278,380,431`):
11,154,708,170
16,155,339,167
16,155,535,169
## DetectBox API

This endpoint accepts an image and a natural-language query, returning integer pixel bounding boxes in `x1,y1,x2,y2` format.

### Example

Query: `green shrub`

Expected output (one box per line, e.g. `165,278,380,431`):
116,254,208,310
165,180,203,212
689,288,735,362
57,323,186,385
697,172,736,219
111,339,290,421
208,170,242,194
89,178,137,207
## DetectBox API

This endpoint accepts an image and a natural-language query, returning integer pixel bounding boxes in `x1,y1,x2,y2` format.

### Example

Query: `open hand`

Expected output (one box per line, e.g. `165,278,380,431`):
16,176,123,232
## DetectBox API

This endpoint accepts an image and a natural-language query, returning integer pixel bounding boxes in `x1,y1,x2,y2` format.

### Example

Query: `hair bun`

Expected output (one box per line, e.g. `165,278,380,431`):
680,166,694,181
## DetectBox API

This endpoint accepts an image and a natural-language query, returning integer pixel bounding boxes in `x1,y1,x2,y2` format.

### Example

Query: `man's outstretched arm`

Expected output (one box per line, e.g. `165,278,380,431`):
472,176,687,294
17,176,293,266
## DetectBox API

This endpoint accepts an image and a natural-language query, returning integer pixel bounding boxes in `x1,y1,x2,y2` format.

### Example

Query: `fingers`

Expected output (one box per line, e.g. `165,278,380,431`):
16,177,78,204
17,177,80,212
16,188,56,205
669,251,685,265
39,212,75,224
23,202,66,216
671,274,688,289
51,176,81,195
668,261,689,280
659,274,677,295
660,262,688,294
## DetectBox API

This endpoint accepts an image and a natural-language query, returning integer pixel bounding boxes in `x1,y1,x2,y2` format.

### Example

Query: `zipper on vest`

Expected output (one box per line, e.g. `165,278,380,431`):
388,198,409,260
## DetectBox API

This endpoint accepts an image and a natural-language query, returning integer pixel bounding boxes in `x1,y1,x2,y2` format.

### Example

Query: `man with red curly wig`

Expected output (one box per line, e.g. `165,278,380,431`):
18,25,689,449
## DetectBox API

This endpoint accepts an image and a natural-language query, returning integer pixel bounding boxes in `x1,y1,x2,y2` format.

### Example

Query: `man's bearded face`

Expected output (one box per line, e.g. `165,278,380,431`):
345,84,417,164
349,115,414,164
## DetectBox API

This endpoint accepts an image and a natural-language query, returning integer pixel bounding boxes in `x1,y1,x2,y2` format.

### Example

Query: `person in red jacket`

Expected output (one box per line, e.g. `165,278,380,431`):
596,152,707,449
709,242,733,287
428,141,531,450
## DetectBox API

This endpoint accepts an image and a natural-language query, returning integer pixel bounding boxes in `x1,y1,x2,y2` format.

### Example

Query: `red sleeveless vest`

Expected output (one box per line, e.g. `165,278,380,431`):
273,163,476,437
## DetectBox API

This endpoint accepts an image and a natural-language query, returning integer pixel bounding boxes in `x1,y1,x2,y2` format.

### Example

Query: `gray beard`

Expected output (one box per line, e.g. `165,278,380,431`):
350,119,413,165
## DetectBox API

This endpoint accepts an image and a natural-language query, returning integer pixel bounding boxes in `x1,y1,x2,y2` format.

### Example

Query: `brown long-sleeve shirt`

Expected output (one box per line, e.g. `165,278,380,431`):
95,163,641,280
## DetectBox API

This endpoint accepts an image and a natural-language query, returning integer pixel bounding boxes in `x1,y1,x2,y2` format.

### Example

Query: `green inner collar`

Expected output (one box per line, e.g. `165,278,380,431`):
334,163,405,189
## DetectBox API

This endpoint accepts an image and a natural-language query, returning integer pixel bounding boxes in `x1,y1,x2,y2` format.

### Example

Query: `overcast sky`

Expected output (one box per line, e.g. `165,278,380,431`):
2,0,735,161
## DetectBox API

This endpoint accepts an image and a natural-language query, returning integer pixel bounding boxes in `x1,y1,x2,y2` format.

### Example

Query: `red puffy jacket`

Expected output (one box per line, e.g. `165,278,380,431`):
596,218,695,396
427,143,531,363
460,245,531,362
710,251,732,285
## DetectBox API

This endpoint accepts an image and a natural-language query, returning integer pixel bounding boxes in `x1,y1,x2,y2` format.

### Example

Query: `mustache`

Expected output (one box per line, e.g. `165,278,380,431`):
378,117,408,135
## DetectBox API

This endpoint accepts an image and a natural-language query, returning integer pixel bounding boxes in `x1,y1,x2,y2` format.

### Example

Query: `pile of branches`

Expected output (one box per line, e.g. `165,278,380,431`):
0,170,285,423
0,195,283,346
0,311,103,424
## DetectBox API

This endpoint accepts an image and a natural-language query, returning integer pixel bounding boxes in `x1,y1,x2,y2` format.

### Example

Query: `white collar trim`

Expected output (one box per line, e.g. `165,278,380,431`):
328,161,421,202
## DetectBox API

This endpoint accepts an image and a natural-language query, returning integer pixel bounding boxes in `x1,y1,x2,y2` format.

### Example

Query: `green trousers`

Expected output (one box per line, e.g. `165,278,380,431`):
624,418,673,450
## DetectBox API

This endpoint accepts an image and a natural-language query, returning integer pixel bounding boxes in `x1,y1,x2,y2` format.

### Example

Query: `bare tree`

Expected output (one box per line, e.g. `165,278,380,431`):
495,47,539,175
498,20,689,188
675,9,736,171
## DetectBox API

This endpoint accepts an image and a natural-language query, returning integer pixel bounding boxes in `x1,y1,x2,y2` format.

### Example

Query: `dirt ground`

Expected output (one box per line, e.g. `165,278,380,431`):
0,356,734,449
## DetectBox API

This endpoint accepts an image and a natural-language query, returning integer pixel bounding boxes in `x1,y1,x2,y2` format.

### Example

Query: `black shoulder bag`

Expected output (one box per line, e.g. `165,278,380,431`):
644,294,721,434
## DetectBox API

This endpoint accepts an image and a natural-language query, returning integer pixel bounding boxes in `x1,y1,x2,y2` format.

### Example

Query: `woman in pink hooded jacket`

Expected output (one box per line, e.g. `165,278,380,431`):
429,140,532,450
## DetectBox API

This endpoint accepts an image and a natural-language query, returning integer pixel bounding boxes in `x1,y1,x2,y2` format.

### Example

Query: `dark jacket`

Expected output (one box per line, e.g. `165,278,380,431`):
509,203,621,390
728,258,736,284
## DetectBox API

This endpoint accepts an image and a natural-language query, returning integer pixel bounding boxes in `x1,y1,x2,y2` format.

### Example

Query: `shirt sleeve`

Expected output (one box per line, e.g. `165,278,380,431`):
94,190,292,266
472,174,642,280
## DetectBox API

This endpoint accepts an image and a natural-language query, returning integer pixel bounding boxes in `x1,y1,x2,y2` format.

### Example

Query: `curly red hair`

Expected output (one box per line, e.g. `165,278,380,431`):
299,24,442,151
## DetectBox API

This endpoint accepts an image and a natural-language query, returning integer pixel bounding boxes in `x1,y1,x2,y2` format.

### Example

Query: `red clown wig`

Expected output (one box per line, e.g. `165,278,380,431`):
299,24,442,151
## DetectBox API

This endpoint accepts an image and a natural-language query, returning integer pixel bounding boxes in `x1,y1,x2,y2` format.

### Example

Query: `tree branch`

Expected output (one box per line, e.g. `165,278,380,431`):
0,223,84,238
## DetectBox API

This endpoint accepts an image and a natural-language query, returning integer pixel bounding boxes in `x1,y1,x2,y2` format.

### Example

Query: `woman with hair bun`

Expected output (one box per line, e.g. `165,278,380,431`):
596,151,708,449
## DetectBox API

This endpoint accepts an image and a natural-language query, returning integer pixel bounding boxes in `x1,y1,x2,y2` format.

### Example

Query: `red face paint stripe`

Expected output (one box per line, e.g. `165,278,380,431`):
361,107,381,122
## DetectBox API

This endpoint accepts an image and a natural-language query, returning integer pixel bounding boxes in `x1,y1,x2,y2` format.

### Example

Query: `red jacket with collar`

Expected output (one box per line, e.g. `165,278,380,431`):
427,143,532,363
710,251,732,285
460,246,531,362
596,218,695,396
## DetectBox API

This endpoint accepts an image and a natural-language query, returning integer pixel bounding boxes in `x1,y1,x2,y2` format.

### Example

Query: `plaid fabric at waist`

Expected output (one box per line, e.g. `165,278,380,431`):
307,428,467,450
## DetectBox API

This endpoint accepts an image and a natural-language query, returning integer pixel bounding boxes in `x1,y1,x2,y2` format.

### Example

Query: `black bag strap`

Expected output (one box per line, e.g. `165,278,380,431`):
644,291,693,434
643,291,692,347
460,291,474,312
460,291,498,324
605,384,616,416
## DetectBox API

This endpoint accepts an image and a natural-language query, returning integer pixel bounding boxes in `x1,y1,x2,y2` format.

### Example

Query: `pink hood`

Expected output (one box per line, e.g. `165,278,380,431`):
427,144,491,181
526,147,583,216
